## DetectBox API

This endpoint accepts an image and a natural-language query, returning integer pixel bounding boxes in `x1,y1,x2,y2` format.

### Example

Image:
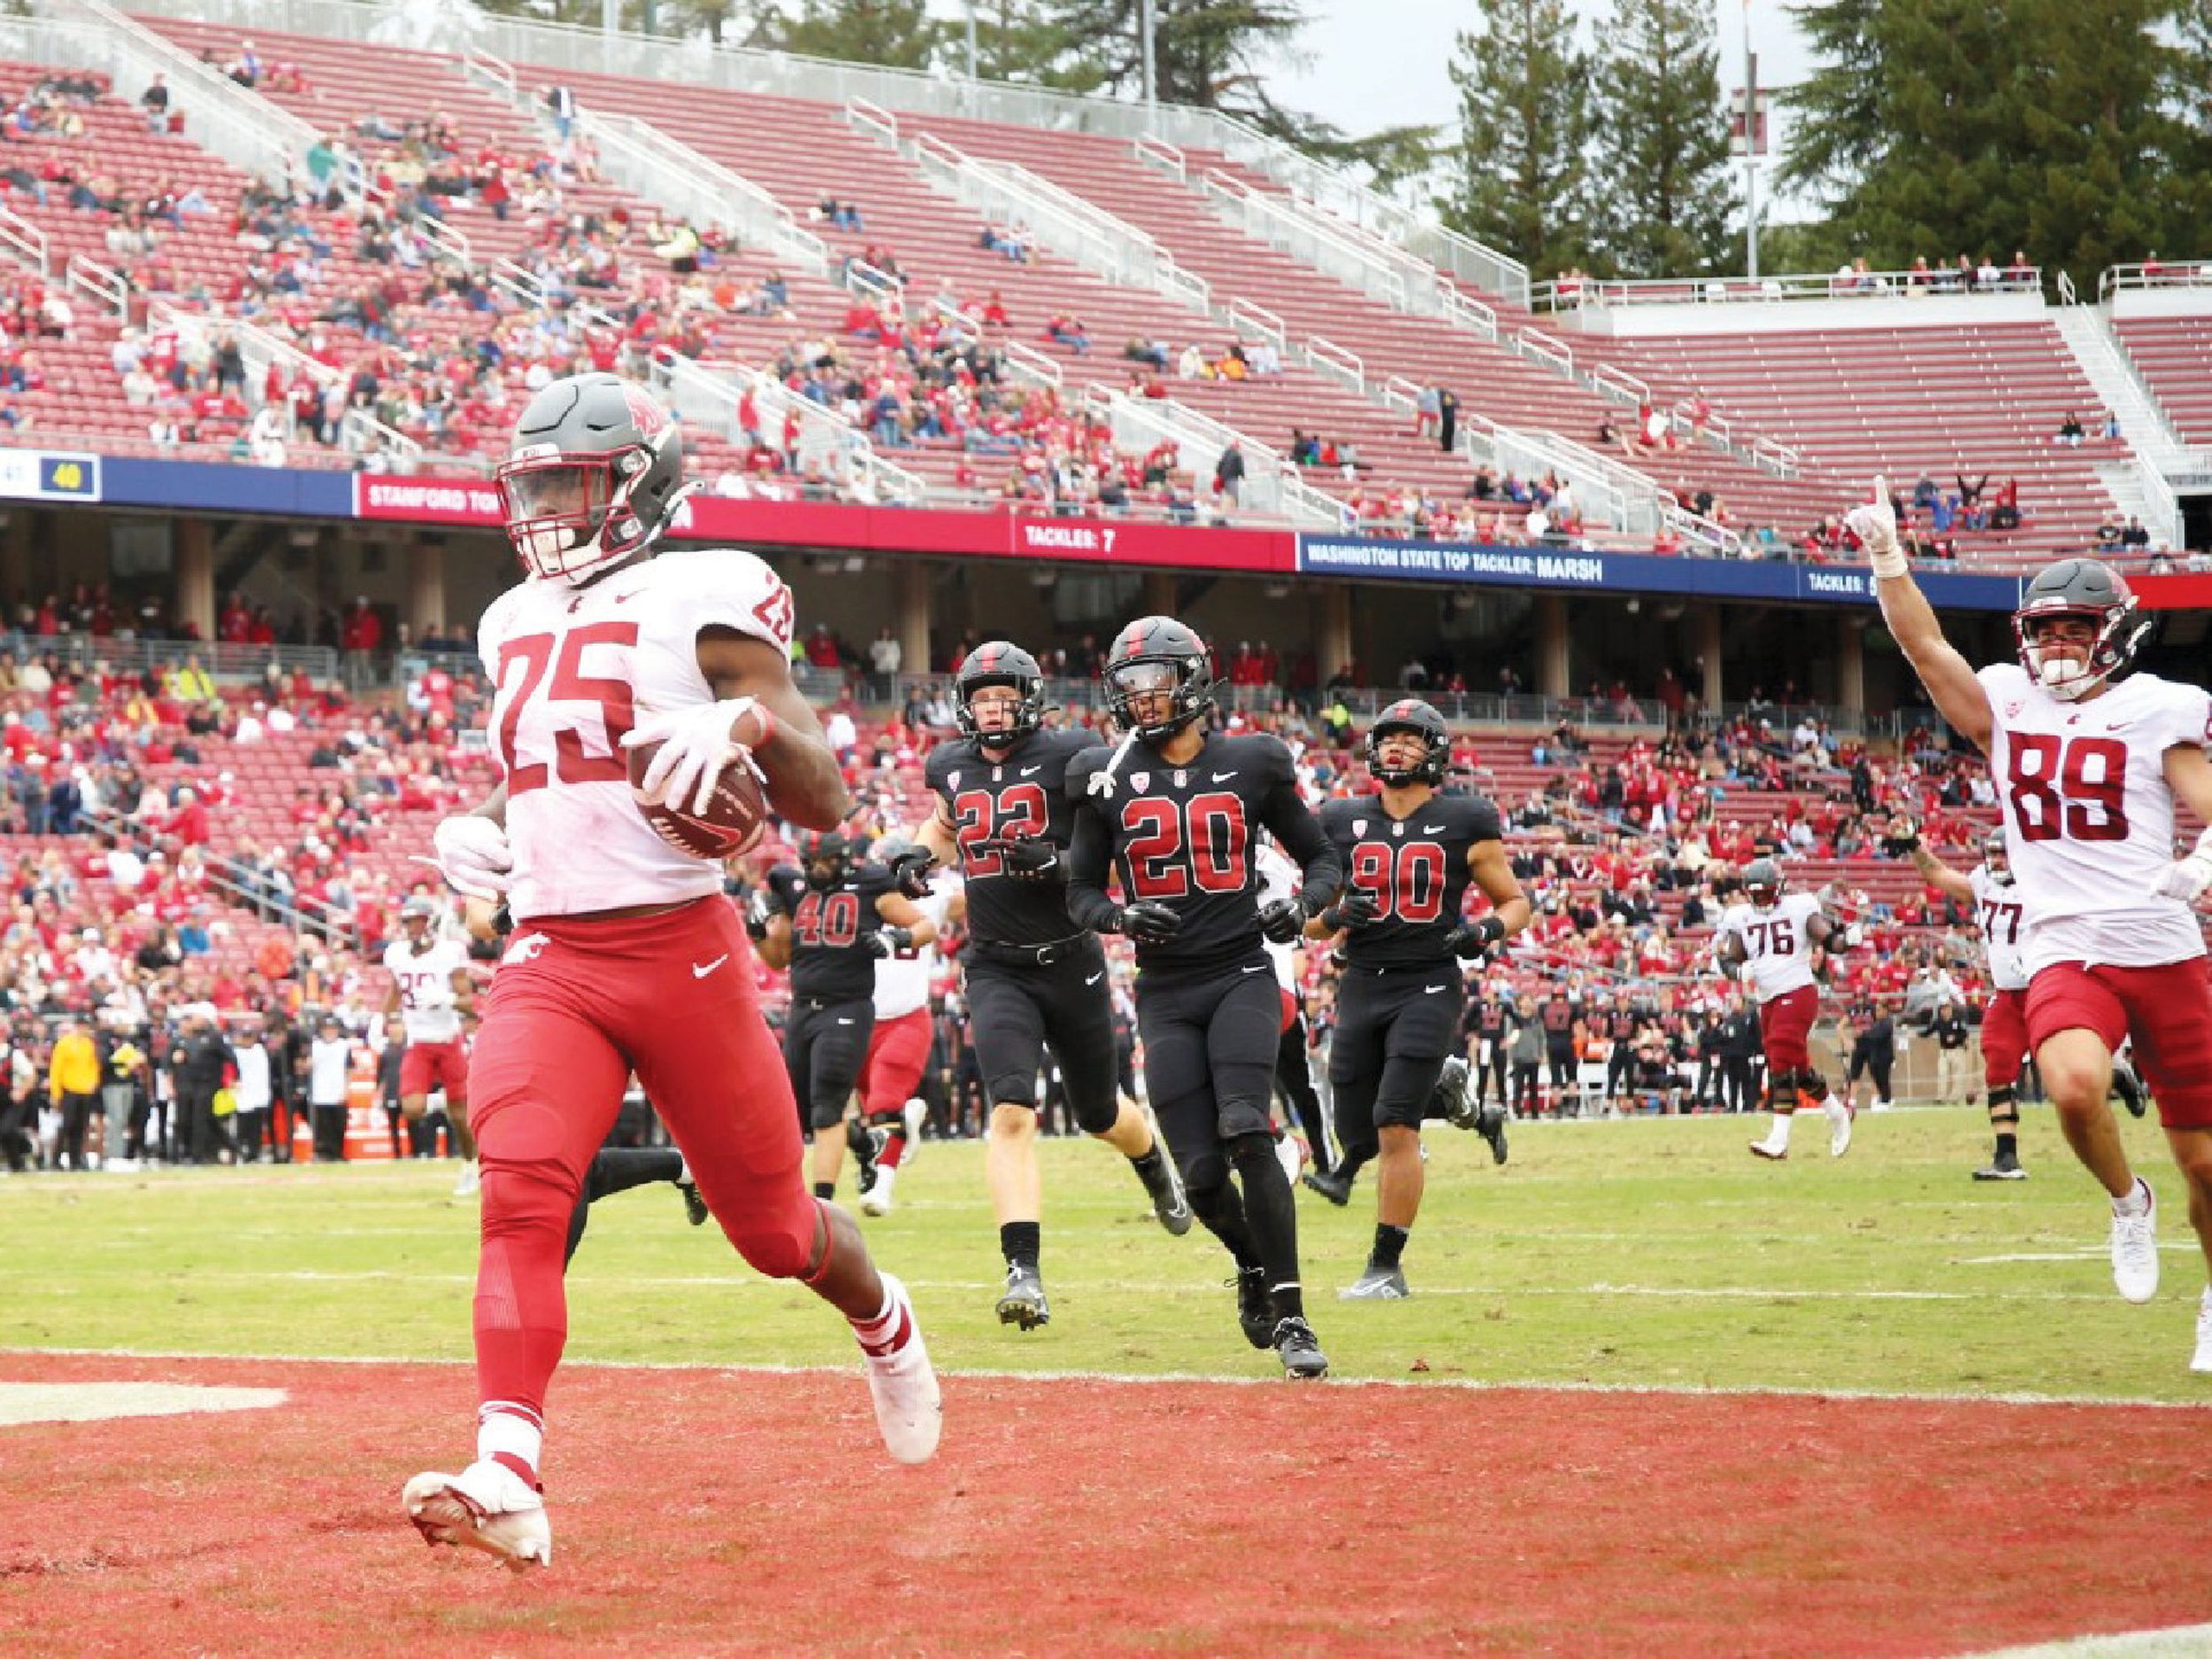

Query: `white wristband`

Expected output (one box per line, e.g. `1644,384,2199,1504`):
1869,548,1909,580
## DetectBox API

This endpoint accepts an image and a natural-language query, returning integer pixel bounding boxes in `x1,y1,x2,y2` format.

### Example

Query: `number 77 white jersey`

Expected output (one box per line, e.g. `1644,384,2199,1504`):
477,548,796,920
1978,663,2210,974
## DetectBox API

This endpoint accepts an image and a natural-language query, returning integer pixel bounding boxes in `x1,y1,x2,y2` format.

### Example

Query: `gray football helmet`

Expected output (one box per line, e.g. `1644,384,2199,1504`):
495,372,687,584
2011,557,2152,702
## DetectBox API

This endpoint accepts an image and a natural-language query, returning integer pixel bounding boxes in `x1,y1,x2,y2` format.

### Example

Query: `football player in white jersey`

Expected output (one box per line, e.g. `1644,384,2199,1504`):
1907,827,2035,1179
855,834,962,1217
381,895,480,1195
403,372,940,1571
1712,858,1857,1160
1857,483,2212,1362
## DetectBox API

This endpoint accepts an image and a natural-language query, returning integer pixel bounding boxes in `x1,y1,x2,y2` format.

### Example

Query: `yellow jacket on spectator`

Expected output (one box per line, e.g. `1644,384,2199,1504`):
49,1029,99,1100
166,664,216,703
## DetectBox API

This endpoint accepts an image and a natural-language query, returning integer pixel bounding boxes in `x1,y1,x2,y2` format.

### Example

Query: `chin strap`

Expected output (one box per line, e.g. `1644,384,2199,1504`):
1087,727,1139,799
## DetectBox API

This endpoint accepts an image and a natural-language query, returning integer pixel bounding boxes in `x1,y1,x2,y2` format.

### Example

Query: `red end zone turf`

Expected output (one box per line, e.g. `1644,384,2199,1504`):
3,1352,2208,1657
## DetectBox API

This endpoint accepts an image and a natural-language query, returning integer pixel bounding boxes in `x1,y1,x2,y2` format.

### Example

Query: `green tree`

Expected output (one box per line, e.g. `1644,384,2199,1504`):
1438,0,1591,279
1779,0,2194,288
1586,0,1736,277
1037,0,1316,134
756,0,949,68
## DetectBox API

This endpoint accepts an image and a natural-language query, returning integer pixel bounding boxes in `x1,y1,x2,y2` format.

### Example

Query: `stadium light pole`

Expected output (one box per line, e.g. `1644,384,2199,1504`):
1140,0,1157,127
1741,2,1759,281
966,0,979,83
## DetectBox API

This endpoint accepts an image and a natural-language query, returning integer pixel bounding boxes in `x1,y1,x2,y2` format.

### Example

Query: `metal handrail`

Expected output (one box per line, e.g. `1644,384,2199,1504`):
1532,265,2046,311
0,205,49,277
1198,167,1416,314
2099,261,2212,300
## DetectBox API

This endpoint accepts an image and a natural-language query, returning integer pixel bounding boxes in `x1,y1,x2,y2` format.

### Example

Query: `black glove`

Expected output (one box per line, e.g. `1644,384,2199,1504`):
1112,900,1182,945
886,849,934,900
1319,888,1380,932
1445,916,1506,960
742,889,772,941
867,925,915,958
1258,896,1307,945
996,835,1062,884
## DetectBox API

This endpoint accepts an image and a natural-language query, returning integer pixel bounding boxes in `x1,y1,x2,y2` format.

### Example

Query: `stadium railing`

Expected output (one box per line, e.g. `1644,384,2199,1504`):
1529,267,2046,312
2,633,338,684
2100,262,2212,299
79,805,362,954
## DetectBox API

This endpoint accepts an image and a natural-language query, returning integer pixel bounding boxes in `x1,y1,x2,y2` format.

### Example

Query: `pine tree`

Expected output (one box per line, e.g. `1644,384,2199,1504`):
757,0,949,69
1586,0,1737,277
1438,0,1591,279
1039,0,1317,133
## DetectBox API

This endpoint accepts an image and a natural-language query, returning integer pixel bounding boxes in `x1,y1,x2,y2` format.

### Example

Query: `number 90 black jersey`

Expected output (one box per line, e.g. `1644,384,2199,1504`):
766,861,895,1002
924,726,1094,947
1319,792,1502,970
1066,731,1340,978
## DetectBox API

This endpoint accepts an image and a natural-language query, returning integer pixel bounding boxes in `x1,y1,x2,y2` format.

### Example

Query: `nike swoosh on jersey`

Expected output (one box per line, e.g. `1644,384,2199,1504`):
1425,984,1448,995
1021,765,1044,776
691,955,728,979
1421,824,1448,833
835,1017,856,1025
1085,972,1104,986
1211,771,1240,782
1241,964,1269,973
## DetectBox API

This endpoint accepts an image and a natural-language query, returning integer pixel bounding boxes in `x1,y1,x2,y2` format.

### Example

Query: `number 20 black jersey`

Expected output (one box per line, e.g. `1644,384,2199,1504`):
1319,791,1502,970
1066,731,1339,978
924,726,1094,947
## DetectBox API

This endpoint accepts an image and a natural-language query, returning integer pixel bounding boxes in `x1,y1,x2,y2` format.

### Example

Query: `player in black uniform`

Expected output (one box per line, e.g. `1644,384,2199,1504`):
895,641,1190,1332
1066,617,1343,1379
1470,988,1510,1117
1300,699,1530,1298
754,831,936,1202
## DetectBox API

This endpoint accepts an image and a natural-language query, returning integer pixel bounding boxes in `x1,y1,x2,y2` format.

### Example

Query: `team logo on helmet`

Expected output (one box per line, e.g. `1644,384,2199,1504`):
1103,616,1215,741
1365,698,1450,787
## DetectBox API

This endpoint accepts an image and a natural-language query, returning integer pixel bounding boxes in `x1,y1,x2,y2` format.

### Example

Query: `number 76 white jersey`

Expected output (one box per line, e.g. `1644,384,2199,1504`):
477,548,796,921
1978,663,2210,974
1714,891,1822,1001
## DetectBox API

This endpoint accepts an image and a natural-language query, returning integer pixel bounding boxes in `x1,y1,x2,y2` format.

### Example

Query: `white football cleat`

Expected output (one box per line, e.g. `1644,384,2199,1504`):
452,1161,480,1199
901,1098,926,1164
2192,1288,2212,1375
857,1272,941,1465
1749,1140,1787,1161
858,1164,896,1217
2111,1181,2159,1304
402,1459,550,1571
1827,1099,1854,1159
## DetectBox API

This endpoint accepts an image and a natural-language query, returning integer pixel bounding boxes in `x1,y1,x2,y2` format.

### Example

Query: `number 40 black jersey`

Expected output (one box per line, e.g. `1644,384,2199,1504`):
924,726,1094,948
1319,791,1502,970
765,861,896,1002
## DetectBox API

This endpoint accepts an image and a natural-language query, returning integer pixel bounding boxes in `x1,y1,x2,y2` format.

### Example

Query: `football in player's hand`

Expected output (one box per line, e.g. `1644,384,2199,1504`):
626,740,767,862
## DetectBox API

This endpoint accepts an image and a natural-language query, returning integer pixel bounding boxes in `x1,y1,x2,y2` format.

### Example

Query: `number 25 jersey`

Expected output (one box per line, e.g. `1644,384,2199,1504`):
477,548,795,921
1978,663,2210,972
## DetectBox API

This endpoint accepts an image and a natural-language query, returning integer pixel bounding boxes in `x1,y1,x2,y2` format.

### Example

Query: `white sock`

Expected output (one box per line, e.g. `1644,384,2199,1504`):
1767,1110,1793,1147
477,1404,543,1476
2113,1177,2152,1217
1824,1094,1847,1119
850,1278,901,1338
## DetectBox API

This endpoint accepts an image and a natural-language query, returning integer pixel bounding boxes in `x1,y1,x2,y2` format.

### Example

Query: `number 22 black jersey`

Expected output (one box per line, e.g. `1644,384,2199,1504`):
1066,731,1339,977
766,861,895,1002
924,726,1093,948
1319,791,1502,970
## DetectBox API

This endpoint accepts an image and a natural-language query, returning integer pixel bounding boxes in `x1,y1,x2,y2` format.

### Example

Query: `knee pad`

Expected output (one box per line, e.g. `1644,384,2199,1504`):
1225,1130,1279,1180
1180,1151,1232,1210
732,1195,820,1281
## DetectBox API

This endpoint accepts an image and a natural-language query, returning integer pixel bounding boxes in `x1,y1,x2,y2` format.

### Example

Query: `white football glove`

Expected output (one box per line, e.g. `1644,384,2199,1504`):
1842,475,1907,579
623,697,767,818
432,814,513,900
2154,830,2212,904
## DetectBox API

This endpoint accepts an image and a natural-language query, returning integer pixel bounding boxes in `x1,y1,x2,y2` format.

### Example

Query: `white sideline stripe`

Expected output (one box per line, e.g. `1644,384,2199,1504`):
1963,1623,2212,1657
13,1268,2158,1305
1959,1247,2200,1264
5,1344,2210,1411
0,1381,286,1426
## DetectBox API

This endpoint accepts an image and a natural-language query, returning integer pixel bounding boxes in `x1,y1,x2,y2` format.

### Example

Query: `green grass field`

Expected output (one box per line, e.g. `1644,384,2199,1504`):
4,1106,2205,1402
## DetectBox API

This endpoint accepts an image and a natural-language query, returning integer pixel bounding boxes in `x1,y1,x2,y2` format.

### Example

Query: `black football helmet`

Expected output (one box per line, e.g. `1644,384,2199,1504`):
2011,558,2153,703
1103,616,1214,741
799,830,854,891
1366,698,1450,787
955,641,1047,746
495,372,687,586
1742,857,1784,910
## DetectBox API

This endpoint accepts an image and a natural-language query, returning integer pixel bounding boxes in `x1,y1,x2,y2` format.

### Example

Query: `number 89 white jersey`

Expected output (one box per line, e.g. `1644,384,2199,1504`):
477,548,796,920
1978,663,2211,974
1715,891,1822,1002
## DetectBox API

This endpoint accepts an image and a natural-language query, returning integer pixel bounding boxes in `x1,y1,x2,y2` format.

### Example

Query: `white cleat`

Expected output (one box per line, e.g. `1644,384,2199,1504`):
1827,1101,1854,1159
402,1459,550,1571
1274,1133,1303,1187
1749,1140,1787,1161
858,1164,897,1217
2110,1181,2160,1305
452,1161,480,1199
857,1272,941,1465
2193,1288,2212,1375
901,1098,926,1164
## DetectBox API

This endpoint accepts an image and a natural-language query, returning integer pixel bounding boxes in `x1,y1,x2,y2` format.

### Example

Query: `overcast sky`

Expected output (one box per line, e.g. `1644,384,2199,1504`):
1270,0,1817,215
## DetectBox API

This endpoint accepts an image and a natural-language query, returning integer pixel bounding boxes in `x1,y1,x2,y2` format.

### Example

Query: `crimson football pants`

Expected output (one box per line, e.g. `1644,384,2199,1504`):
467,897,817,1425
